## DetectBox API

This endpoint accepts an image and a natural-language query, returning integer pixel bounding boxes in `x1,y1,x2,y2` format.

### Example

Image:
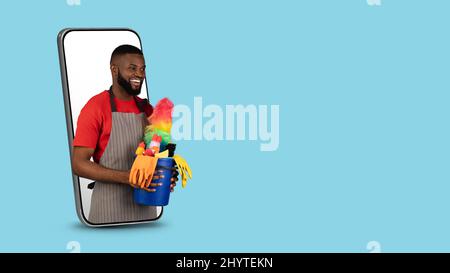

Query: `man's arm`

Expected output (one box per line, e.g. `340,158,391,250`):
72,146,130,185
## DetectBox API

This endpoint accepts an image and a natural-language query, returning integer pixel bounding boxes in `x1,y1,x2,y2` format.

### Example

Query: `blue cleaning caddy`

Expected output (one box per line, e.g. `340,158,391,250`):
133,157,175,206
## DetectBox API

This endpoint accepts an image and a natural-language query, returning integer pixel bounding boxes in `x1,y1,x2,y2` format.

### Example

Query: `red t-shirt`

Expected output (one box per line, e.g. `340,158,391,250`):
73,90,153,163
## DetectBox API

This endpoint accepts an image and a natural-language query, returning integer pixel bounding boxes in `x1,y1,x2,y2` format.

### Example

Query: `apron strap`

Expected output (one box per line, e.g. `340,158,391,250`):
108,87,117,112
135,98,148,113
108,86,147,113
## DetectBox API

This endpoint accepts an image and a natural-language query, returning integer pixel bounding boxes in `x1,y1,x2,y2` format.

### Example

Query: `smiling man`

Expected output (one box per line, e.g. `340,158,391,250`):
71,45,178,224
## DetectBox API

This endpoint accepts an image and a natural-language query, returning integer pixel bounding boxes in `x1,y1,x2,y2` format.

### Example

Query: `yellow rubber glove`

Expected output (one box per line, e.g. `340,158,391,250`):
173,154,192,188
129,155,158,188
155,150,169,158
135,146,145,156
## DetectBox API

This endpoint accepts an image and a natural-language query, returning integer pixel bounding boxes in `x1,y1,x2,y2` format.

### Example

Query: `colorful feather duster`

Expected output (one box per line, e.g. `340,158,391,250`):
144,98,174,152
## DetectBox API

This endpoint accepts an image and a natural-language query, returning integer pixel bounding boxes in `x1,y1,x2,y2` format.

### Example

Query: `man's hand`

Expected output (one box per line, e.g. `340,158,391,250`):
142,168,179,192
132,169,178,193
171,169,179,192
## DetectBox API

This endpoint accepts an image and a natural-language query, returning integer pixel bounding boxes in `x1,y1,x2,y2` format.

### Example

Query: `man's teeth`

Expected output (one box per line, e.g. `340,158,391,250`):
130,79,141,83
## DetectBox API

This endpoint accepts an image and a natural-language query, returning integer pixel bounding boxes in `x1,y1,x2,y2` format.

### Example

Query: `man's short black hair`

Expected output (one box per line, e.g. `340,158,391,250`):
110,44,143,64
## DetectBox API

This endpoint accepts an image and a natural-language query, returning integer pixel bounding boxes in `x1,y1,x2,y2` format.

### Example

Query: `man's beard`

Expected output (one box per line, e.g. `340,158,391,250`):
117,69,142,96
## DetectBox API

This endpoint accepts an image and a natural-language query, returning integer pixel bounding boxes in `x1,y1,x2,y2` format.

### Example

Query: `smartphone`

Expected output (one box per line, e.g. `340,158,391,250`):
58,28,163,227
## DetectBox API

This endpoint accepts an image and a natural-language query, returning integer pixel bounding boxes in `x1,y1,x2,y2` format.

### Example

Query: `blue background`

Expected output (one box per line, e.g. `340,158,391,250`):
0,0,449,252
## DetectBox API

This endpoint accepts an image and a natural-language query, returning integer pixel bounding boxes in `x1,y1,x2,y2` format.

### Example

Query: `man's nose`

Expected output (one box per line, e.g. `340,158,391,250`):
135,69,145,78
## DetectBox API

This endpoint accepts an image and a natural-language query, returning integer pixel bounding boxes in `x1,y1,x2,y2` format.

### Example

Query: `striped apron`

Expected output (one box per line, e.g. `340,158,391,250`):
88,88,158,224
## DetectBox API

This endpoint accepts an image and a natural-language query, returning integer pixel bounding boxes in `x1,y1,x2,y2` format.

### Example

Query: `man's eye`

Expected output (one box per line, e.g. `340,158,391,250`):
129,67,136,71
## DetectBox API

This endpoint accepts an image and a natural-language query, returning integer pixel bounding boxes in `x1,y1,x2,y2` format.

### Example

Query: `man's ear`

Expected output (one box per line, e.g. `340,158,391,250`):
110,64,118,77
